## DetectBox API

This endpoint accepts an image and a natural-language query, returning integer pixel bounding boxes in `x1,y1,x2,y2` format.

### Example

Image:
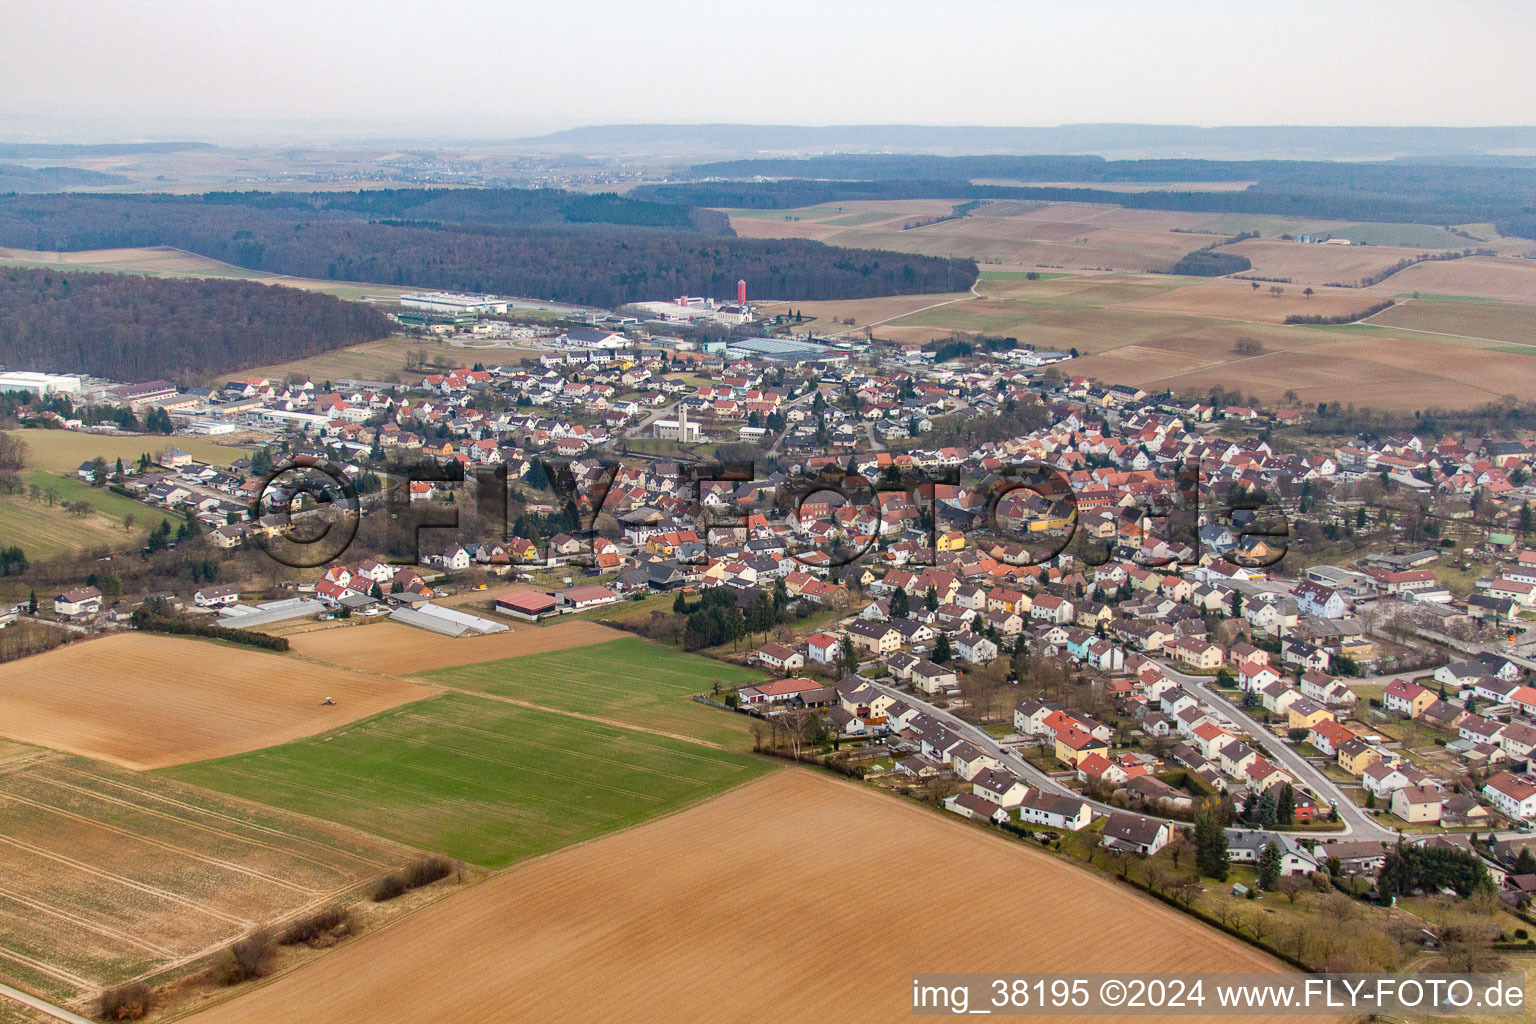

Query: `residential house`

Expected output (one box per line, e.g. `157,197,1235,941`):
1483,772,1536,821
1016,790,1093,831
1391,784,1444,824
1100,813,1172,855
53,586,102,619
1383,678,1436,719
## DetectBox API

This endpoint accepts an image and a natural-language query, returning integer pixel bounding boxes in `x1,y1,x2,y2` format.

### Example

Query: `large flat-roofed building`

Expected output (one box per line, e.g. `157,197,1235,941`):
724,336,846,363
399,291,508,315
0,371,82,396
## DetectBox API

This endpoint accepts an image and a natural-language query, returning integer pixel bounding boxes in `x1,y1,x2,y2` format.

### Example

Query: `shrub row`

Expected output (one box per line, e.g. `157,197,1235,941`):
217,929,276,985
278,905,354,947
99,982,153,1020
1284,299,1395,325
131,612,289,651
373,856,459,902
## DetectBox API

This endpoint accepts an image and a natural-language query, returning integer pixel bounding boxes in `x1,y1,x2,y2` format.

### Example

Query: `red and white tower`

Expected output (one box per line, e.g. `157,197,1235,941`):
736,279,747,305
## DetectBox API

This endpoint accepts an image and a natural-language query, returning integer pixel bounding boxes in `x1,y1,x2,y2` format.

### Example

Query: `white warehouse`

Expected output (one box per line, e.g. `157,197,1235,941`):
400,292,509,315
0,371,83,396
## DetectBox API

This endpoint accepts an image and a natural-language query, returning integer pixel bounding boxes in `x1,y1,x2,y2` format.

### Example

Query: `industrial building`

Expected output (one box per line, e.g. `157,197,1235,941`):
399,292,509,315
724,336,846,363
0,371,82,396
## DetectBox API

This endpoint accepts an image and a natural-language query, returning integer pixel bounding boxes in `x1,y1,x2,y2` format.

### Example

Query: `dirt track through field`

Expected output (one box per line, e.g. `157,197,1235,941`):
286,618,622,674
0,634,435,769
190,771,1313,1024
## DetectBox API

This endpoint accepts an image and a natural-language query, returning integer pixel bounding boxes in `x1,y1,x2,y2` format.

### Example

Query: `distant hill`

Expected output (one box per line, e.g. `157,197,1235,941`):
0,164,130,191
0,141,213,159
510,123,1536,161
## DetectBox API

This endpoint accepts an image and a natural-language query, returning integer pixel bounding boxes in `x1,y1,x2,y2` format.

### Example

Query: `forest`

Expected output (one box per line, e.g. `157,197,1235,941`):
1169,250,1252,276
0,268,393,380
634,156,1536,238
0,191,974,306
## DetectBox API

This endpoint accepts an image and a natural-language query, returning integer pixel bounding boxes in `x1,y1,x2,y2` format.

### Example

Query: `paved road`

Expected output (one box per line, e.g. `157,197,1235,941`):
868,679,1352,840
624,398,681,439
1152,661,1397,843
0,982,94,1024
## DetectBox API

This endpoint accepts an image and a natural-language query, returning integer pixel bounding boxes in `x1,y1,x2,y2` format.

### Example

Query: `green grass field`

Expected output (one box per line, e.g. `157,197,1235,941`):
422,637,767,749
0,471,171,559
165,692,771,869
2,428,246,474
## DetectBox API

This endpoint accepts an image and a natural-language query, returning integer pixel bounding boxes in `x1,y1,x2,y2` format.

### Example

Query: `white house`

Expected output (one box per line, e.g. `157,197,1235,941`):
53,586,102,619
806,631,840,665
953,632,998,664
756,642,804,673
1481,771,1536,821
1016,790,1093,831
193,583,242,608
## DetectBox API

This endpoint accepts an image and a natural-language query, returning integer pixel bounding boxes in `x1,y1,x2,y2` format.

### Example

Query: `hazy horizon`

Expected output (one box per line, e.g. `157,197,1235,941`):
4,0,1535,144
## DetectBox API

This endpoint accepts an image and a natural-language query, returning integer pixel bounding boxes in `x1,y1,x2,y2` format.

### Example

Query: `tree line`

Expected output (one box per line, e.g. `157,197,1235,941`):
634,162,1536,239
0,192,977,308
0,267,393,380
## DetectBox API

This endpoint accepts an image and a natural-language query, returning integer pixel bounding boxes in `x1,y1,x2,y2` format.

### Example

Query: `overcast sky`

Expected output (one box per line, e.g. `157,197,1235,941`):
3,0,1533,140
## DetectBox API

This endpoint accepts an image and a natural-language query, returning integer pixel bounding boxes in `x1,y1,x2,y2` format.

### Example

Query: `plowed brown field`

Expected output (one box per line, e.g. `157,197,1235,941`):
189,771,1306,1024
287,618,622,674
0,634,434,769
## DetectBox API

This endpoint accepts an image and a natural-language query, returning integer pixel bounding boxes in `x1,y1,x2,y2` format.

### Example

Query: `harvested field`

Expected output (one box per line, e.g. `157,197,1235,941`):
1135,333,1536,409
167,693,771,869
187,771,1305,1024
1118,278,1382,323
0,634,434,769
0,749,414,1008
1368,296,1536,347
836,215,1219,271
287,618,620,675
1371,254,1536,303
234,334,438,387
422,637,766,749
760,290,974,335
1213,238,1441,286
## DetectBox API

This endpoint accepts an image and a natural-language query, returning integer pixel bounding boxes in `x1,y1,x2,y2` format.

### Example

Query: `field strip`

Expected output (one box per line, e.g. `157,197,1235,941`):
208,760,550,834
49,764,396,871
0,792,319,896
404,704,733,771
0,981,96,1024
1140,341,1510,400
0,835,251,928
429,685,731,750
0,949,95,994
26,773,380,877
297,735,653,813
0,886,176,958
401,730,672,801
405,703,753,773
1357,303,1536,348
0,753,55,775
824,293,977,337
401,730,670,800
271,736,656,813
